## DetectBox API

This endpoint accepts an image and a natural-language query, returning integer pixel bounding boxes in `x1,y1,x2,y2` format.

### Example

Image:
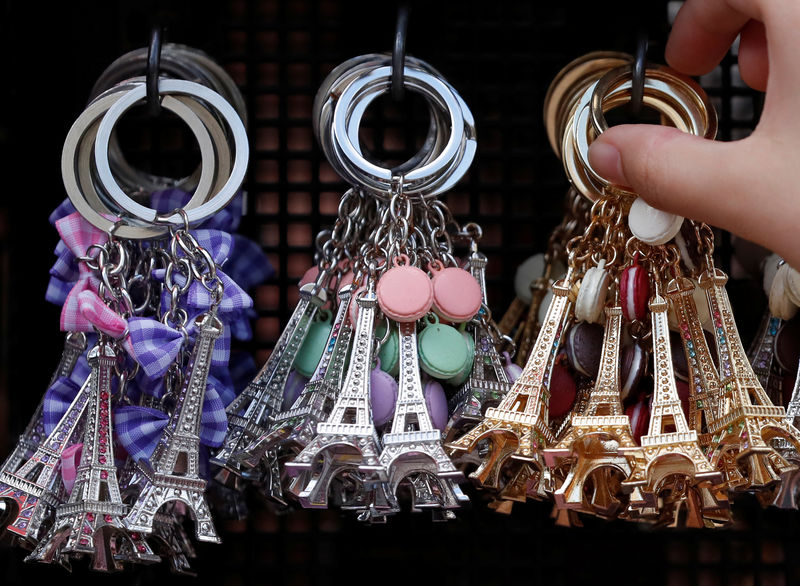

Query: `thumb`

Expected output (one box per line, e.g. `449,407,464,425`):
587,125,773,245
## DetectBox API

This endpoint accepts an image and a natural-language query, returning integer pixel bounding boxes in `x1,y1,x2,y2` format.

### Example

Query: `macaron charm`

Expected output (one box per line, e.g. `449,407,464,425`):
377,254,434,323
370,359,399,427
770,263,800,320
282,370,310,411
619,257,649,322
376,322,400,376
418,314,472,380
565,321,604,378
446,328,475,386
514,253,546,304
575,259,610,324
430,261,483,323
503,352,523,382
628,197,683,246
625,391,651,443
293,310,333,378
423,377,449,431
548,356,578,419
620,343,647,401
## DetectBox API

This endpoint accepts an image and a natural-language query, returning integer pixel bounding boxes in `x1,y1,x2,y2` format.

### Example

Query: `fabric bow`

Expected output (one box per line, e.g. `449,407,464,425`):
114,377,228,463
43,351,92,435
55,212,110,332
125,317,187,379
225,234,273,290
60,442,83,494
78,290,128,338
49,198,78,226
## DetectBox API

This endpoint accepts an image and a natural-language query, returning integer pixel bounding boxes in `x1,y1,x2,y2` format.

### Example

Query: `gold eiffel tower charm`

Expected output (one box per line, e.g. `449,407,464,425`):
543,306,644,516
622,283,725,522
698,268,800,491
446,275,572,492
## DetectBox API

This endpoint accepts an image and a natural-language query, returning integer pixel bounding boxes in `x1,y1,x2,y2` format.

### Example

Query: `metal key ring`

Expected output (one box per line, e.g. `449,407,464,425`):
314,54,447,183
340,62,475,197
90,43,247,125
543,51,631,157
564,64,716,201
331,66,468,197
88,77,232,215
570,76,692,199
332,66,467,195
90,45,246,196
590,64,716,138
336,74,465,196
94,79,248,226
63,93,222,239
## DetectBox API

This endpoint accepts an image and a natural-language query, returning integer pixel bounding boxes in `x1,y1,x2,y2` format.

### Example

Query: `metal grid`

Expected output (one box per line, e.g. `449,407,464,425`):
0,1,792,585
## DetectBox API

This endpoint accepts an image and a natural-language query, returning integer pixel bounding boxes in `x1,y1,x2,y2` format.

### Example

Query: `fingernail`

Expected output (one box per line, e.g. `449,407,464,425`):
588,141,627,185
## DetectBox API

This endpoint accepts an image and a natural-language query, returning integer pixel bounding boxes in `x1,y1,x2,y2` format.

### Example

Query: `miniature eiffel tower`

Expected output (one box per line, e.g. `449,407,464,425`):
149,510,197,575
747,312,785,405
767,363,800,508
698,267,800,491
236,285,354,468
1,332,87,483
27,339,159,571
0,333,89,545
378,321,465,509
447,274,572,491
543,306,643,515
667,277,721,440
123,311,223,543
515,277,553,366
285,283,387,508
0,376,91,545
211,282,326,484
446,252,512,441
622,285,724,518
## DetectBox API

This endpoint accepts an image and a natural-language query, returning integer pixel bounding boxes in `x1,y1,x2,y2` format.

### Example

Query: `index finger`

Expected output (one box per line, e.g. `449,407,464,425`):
666,0,755,74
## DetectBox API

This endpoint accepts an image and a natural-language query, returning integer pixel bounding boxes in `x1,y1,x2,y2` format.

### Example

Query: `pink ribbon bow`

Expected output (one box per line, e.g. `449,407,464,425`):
55,212,110,332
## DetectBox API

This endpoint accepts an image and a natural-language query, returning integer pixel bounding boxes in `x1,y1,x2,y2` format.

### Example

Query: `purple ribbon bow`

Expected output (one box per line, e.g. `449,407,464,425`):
114,377,228,463
42,352,92,435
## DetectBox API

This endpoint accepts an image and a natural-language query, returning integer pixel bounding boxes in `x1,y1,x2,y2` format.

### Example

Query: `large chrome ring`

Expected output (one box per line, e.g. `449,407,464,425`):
94,79,248,226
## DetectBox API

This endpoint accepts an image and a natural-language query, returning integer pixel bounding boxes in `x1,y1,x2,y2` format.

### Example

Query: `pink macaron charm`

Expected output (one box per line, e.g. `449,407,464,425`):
377,254,434,323
429,261,483,323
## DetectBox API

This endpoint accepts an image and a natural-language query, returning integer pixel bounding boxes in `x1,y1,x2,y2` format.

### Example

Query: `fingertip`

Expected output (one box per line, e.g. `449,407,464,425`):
738,19,768,92
587,139,626,186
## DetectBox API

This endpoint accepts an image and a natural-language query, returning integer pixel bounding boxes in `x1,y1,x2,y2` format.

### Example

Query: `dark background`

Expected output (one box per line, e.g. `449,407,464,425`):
0,1,794,585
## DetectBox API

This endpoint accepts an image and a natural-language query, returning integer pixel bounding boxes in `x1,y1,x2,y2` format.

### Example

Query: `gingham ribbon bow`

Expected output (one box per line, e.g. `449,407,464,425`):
55,212,110,332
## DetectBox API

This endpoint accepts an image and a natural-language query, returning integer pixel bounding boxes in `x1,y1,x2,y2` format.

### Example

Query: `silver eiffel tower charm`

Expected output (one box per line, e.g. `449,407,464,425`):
149,510,198,575
766,362,800,508
379,321,465,512
123,311,223,544
0,376,91,545
747,312,785,405
212,283,326,484
446,252,511,441
285,283,386,508
27,339,160,571
238,285,354,468
0,332,87,484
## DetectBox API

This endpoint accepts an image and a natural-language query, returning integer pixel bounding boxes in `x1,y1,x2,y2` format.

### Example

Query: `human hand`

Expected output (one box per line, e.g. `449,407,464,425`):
587,0,800,269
